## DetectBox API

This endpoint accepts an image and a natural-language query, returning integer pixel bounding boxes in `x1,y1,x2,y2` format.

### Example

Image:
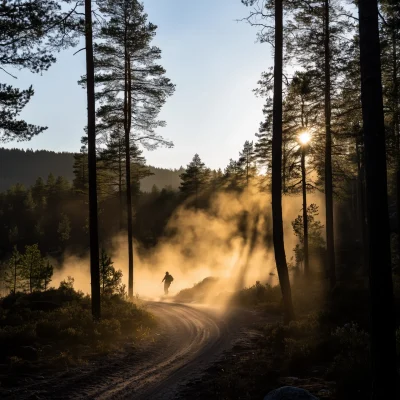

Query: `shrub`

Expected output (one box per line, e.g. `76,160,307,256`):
328,322,370,397
231,282,281,307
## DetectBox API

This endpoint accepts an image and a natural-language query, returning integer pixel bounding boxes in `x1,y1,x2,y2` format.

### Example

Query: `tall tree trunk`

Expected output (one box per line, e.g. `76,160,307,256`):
356,138,368,275
301,146,309,276
324,0,336,290
392,29,400,260
124,36,134,298
118,136,124,230
246,161,249,187
85,0,101,320
272,0,295,324
13,258,17,293
359,0,398,397
30,262,32,293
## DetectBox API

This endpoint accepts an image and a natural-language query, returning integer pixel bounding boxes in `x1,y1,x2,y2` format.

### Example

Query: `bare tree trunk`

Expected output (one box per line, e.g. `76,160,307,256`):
301,146,309,276
118,135,124,230
272,0,295,324
359,0,398,397
124,34,134,298
85,0,101,320
392,29,400,260
356,139,368,275
13,258,17,293
30,262,33,293
324,0,336,290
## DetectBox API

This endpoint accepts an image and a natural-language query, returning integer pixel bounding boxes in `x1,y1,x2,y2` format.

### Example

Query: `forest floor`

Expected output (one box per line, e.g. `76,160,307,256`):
2,277,398,400
0,302,275,399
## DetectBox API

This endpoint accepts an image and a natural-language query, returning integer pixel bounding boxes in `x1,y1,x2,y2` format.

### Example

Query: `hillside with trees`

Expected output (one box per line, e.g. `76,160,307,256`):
0,148,183,192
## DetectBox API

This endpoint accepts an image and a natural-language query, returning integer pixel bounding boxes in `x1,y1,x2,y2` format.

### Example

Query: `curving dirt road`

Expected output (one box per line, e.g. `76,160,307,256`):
92,302,233,400
5,302,253,400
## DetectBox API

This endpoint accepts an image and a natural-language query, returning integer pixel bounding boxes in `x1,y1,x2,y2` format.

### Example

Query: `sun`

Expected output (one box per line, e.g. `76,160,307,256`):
299,131,311,145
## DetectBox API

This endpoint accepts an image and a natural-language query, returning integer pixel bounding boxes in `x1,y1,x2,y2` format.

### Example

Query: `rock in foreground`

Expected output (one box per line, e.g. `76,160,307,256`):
264,386,319,400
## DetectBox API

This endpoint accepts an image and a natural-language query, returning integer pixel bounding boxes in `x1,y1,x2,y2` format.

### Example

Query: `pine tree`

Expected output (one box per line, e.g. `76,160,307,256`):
85,0,101,320
285,0,356,289
271,0,295,323
180,154,208,205
380,0,400,262
21,244,44,293
255,99,273,174
98,126,152,229
359,0,398,396
0,0,78,142
242,0,295,322
4,246,22,294
224,159,243,190
292,204,325,269
58,213,71,243
99,249,123,296
73,144,89,194
238,141,257,187
88,0,175,298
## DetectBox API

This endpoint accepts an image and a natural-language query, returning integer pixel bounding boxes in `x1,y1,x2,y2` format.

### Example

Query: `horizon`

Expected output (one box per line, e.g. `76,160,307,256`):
1,0,270,171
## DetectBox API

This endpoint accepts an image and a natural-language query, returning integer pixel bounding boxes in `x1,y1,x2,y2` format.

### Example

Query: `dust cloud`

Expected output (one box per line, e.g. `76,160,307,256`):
53,186,325,303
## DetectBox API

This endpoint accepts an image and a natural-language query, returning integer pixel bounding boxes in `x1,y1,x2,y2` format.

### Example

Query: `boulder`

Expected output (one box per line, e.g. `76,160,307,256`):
264,386,319,400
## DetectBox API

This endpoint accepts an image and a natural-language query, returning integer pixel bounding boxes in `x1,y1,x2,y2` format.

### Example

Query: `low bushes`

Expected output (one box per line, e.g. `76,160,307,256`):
0,279,155,387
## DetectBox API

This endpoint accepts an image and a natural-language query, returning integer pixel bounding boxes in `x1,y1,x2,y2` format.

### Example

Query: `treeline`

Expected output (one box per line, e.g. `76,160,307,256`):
0,148,184,193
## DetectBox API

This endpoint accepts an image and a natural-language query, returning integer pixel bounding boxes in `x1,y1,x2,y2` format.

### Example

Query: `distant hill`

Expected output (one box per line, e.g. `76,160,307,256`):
0,148,183,193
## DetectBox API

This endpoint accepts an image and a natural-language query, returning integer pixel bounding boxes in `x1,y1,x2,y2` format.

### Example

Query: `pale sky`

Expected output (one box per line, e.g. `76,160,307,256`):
2,0,272,170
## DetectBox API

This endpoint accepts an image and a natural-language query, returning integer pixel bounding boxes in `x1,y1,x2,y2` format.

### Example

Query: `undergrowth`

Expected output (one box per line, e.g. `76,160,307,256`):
0,278,155,388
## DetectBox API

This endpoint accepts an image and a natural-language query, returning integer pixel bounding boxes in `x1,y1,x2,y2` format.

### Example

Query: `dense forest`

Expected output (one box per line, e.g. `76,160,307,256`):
0,148,184,192
0,0,399,399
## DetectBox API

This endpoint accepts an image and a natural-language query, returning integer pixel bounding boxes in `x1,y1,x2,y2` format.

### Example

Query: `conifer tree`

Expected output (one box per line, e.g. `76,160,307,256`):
180,154,208,205
0,0,79,142
238,141,257,187
21,244,44,293
99,249,123,296
242,0,295,322
87,0,175,297
4,246,22,294
359,0,398,396
224,159,242,190
85,0,101,319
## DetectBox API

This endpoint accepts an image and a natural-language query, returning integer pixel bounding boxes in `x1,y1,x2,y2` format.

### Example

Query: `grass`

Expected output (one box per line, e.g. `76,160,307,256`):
0,279,155,388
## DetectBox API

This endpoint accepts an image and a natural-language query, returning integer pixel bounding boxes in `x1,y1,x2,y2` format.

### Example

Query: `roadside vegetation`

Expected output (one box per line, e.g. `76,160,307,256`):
176,274,400,400
0,273,155,389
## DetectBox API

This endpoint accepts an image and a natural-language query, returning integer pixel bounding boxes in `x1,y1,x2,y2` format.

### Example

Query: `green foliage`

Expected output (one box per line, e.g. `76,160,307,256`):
292,203,325,264
59,276,75,292
57,213,71,243
3,246,22,294
327,323,371,396
2,244,54,294
0,282,154,384
0,0,78,142
230,282,282,309
20,244,45,293
99,249,124,296
179,154,209,199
